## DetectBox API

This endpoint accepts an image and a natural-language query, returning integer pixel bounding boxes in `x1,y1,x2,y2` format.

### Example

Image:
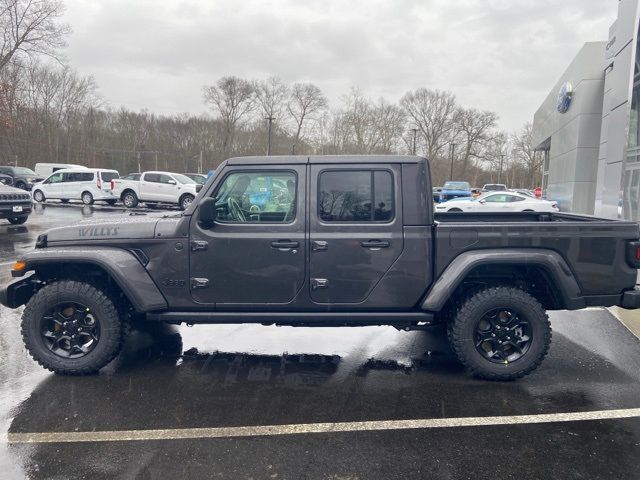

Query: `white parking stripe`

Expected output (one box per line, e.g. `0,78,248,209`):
6,407,640,444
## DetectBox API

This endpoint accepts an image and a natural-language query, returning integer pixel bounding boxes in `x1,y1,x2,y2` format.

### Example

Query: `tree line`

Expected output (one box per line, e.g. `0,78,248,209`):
0,0,543,188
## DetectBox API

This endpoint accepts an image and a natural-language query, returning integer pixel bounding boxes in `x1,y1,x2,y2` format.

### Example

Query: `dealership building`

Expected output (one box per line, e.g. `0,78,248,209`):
532,0,640,219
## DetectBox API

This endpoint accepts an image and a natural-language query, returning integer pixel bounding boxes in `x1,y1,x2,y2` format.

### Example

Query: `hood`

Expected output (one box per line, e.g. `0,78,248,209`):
44,212,179,244
0,184,31,195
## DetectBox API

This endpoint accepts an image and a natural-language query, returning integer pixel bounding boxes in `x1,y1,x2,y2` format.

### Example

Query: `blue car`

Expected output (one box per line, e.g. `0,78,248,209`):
439,181,472,203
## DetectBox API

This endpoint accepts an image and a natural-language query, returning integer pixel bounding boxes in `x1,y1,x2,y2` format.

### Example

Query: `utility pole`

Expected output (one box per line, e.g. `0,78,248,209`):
265,116,275,155
154,152,158,170
449,143,456,181
498,154,505,184
410,128,418,155
291,144,296,155
199,150,203,174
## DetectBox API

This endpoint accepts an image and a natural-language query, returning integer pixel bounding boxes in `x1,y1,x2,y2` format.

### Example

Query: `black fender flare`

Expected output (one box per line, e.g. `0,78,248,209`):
421,249,585,312
4,247,167,312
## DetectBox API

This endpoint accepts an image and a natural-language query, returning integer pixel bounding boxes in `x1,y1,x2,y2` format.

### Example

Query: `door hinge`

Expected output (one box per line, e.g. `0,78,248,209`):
191,240,208,251
311,278,329,290
190,277,210,289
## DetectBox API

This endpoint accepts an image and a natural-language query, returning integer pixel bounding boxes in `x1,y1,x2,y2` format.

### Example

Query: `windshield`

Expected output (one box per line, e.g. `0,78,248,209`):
172,173,196,184
13,167,36,175
443,182,470,191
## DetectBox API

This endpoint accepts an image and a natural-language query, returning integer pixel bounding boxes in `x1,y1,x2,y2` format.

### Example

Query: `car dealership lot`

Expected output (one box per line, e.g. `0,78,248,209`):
0,205,640,479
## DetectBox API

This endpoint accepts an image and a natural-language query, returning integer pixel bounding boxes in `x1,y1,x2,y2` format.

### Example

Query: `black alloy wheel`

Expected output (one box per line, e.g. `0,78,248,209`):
474,308,532,364
41,302,100,358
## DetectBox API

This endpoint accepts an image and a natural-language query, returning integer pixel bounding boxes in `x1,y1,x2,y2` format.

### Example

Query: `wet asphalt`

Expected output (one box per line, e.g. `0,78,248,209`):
0,203,640,479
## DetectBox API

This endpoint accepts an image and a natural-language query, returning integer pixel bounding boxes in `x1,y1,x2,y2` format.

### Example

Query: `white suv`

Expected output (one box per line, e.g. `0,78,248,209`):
33,168,120,205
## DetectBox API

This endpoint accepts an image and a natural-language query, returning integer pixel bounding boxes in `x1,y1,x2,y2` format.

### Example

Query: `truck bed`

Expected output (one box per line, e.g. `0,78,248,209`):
433,211,640,297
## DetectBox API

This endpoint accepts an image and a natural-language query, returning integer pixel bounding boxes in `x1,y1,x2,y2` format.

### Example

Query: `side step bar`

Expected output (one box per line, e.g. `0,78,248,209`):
146,311,435,328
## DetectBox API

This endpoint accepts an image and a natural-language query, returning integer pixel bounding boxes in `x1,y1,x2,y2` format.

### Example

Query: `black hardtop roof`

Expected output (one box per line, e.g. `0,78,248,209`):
226,155,428,166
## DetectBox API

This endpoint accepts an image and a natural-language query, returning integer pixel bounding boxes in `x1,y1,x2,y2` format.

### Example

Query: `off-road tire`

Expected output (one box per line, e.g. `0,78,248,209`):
447,287,551,380
21,281,128,375
122,191,138,208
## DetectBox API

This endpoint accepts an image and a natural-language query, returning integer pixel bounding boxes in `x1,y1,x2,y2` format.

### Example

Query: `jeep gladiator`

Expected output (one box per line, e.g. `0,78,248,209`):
2,155,640,380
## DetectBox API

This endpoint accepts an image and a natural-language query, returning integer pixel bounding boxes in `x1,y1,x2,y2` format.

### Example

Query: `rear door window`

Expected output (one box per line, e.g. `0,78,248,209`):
100,171,119,182
318,170,394,222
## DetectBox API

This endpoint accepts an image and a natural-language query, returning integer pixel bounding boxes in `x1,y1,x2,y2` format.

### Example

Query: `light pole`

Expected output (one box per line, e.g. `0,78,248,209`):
266,116,275,155
449,143,456,181
498,154,505,184
410,128,418,155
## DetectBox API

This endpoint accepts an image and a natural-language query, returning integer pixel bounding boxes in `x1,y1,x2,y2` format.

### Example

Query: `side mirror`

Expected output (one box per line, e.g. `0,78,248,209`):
479,199,486,204
196,184,203,193
167,179,177,185
198,197,217,228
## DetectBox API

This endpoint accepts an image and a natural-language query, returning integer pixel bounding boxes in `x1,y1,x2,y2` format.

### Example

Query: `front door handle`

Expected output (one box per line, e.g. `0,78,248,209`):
361,240,390,249
271,240,299,250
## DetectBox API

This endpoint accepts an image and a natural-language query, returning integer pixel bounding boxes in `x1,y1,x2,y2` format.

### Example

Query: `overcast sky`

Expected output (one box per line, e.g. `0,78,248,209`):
62,0,615,131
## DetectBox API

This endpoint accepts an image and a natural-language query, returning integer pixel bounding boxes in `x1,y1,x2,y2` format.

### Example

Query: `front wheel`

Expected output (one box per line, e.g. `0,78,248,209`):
180,194,194,211
8,216,27,225
33,190,45,203
122,191,138,208
21,281,127,375
447,287,551,380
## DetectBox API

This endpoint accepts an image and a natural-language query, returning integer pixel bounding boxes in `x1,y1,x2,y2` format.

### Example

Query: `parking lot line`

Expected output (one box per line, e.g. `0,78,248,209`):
5,407,640,444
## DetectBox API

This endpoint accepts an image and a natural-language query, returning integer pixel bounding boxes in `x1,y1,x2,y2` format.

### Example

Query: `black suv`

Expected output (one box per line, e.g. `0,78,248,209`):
0,183,32,224
0,166,42,190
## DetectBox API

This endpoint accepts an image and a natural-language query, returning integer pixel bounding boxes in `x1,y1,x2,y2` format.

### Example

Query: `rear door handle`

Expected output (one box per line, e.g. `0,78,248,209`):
271,240,299,250
361,240,390,249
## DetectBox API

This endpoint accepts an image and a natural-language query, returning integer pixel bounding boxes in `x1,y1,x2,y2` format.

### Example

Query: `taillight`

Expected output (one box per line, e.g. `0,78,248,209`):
110,179,115,190
626,241,640,268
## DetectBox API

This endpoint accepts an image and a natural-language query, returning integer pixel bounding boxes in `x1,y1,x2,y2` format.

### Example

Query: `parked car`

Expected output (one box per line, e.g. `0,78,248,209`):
3,155,640,382
184,173,207,185
439,181,472,202
435,191,559,213
0,183,31,224
0,166,43,190
0,174,13,186
34,163,86,179
32,168,120,205
432,186,442,203
121,173,141,181
111,171,200,210
481,183,507,192
510,189,536,198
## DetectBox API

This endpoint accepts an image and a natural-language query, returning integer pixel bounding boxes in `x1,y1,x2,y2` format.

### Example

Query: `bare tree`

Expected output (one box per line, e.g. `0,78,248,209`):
512,122,543,189
255,76,288,120
400,88,457,159
202,76,255,158
453,108,498,176
287,82,327,147
0,0,71,70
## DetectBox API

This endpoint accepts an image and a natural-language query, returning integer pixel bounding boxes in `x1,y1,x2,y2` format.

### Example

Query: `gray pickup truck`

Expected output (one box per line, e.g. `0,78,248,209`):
2,155,640,380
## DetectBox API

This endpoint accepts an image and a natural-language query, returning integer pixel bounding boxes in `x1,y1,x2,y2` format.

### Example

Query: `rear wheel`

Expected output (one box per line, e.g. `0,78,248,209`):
21,281,127,375
33,190,45,202
122,191,138,208
81,191,94,205
447,287,551,380
8,216,27,225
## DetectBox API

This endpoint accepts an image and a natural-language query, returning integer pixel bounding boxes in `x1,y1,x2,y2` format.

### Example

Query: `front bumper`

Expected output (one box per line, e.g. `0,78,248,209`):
621,287,640,309
0,201,32,218
0,273,37,308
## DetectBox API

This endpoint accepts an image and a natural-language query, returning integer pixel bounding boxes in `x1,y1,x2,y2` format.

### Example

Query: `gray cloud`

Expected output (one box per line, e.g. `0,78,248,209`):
63,0,614,129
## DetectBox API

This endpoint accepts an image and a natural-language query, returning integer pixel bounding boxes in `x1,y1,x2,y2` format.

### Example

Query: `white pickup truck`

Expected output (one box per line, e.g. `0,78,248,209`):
110,171,200,210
